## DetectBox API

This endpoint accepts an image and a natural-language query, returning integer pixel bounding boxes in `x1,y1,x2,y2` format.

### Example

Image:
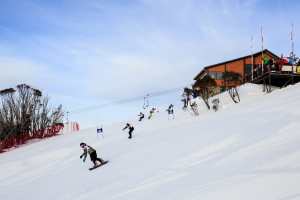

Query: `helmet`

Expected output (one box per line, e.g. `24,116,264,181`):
80,142,86,147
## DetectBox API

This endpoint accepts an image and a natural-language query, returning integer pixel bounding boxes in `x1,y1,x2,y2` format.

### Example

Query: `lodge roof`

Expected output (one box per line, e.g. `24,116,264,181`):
194,49,280,80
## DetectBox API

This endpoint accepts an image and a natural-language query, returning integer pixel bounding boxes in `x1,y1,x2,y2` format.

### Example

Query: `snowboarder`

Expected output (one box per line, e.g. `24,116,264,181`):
166,104,175,119
148,107,157,119
122,123,134,139
79,142,105,168
138,112,145,121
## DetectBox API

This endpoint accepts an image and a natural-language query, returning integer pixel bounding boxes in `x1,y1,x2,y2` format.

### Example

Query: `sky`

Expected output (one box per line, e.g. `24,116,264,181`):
0,0,300,127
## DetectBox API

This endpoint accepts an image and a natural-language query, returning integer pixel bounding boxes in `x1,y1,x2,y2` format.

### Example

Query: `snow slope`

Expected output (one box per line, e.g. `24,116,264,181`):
1,83,300,200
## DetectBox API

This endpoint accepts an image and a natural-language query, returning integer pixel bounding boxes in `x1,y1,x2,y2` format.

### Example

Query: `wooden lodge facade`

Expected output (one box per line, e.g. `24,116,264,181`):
192,49,300,93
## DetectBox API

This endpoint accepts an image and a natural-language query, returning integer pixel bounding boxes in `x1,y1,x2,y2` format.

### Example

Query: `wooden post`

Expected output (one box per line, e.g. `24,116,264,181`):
243,58,246,83
251,35,254,81
268,72,272,93
224,64,227,90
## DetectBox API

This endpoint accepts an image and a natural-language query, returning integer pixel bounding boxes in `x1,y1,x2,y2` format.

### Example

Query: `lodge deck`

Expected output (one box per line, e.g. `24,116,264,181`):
251,71,300,88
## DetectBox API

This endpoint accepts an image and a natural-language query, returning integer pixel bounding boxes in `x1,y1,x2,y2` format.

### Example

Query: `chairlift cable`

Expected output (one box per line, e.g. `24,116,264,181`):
70,86,184,114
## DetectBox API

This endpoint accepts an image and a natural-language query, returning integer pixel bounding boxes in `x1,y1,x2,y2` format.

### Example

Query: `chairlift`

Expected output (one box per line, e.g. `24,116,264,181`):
143,94,150,109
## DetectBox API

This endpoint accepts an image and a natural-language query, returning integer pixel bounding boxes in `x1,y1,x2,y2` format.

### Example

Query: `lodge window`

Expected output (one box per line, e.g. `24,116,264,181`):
208,72,224,80
256,64,262,75
245,64,252,75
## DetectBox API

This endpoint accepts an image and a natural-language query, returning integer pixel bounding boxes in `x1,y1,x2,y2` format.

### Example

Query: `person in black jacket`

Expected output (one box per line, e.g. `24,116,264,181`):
138,112,145,121
166,104,175,119
122,123,134,139
80,142,105,167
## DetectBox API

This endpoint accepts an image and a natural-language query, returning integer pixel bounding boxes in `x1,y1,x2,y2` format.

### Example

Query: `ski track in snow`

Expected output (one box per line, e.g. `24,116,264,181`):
1,83,300,200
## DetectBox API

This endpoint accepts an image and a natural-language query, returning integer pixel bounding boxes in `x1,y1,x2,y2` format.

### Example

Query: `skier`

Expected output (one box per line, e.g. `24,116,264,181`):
138,112,145,121
181,91,188,110
190,101,199,116
79,142,105,168
212,98,220,112
166,104,175,119
122,123,134,139
181,98,187,110
187,93,193,106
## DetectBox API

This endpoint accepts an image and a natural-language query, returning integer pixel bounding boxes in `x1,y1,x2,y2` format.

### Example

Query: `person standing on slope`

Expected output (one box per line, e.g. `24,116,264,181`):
190,101,199,116
181,97,187,110
122,123,134,139
80,142,105,167
166,104,175,119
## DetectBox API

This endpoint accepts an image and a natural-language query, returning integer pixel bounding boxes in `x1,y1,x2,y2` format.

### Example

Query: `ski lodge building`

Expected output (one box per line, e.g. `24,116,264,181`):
193,49,300,93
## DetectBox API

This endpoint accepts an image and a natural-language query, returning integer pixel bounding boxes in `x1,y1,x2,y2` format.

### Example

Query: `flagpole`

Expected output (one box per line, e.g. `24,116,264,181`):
261,26,264,74
251,35,254,80
291,23,294,56
291,23,295,73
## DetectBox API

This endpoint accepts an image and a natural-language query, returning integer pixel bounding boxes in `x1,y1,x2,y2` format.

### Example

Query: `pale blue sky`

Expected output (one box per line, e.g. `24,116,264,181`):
0,0,299,127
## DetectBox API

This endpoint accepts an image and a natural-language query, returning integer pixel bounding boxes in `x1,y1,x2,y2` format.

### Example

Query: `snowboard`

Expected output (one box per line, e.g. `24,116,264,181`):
89,160,109,170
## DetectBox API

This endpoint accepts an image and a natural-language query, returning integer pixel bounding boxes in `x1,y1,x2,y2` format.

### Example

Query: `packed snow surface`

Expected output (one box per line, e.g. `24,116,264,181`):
1,83,300,200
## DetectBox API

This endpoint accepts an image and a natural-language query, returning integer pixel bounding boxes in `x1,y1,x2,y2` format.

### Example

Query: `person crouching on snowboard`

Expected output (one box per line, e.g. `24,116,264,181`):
122,123,134,139
80,142,105,167
138,112,145,122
